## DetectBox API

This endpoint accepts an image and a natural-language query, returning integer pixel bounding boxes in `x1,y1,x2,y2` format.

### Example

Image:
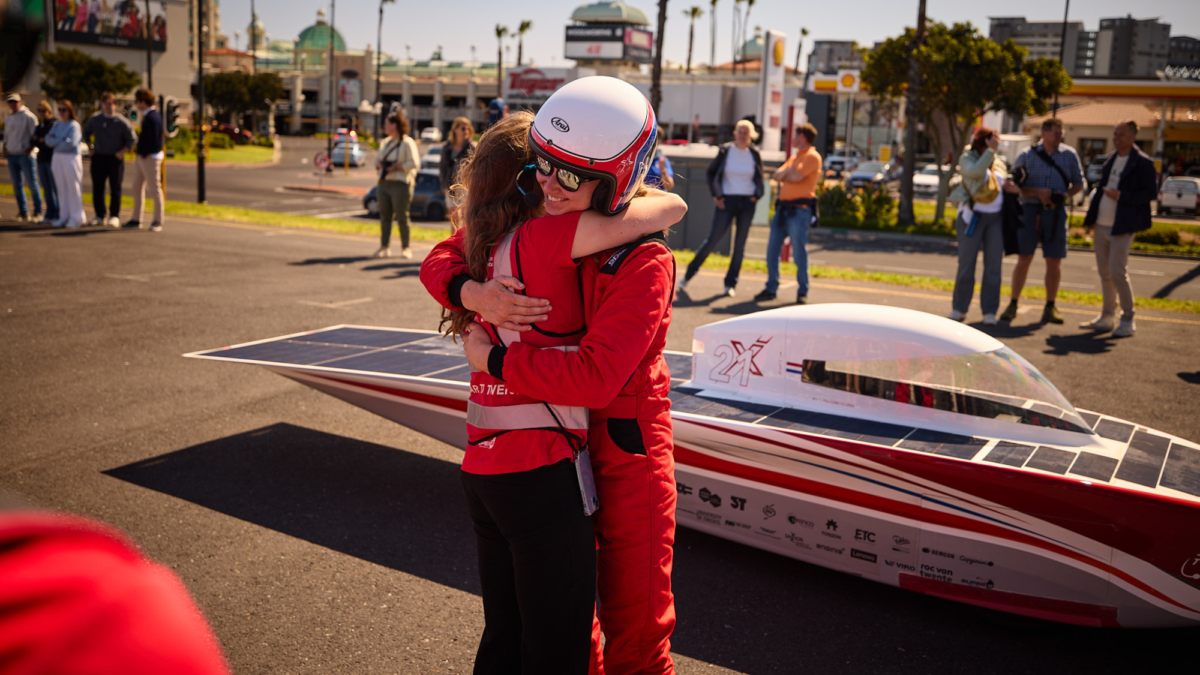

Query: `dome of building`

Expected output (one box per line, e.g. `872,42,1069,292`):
246,13,266,49
740,35,763,60
570,1,650,26
296,8,346,53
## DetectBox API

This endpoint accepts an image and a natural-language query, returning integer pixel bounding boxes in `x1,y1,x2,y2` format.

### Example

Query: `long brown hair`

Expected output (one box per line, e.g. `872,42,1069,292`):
970,126,997,154
440,111,544,338
56,100,77,122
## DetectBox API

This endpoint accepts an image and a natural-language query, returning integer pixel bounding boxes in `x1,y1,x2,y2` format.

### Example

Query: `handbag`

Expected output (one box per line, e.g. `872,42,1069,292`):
972,166,1001,205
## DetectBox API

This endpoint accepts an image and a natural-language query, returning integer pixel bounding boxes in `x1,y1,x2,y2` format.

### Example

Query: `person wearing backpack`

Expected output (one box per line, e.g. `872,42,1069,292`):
947,127,1018,325
1002,118,1084,325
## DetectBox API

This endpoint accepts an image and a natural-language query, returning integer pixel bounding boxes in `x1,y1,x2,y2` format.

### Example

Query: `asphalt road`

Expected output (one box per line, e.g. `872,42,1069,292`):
3,204,1199,674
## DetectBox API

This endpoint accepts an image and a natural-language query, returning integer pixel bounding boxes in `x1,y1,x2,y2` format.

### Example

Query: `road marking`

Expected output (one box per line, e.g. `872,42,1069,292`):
315,209,370,219
104,271,179,282
298,297,374,309
1059,281,1096,290
263,230,294,237
1091,266,1167,277
864,265,945,275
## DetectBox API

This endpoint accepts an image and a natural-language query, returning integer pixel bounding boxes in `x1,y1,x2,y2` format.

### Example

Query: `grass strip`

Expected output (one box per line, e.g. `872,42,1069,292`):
673,249,1200,316
0,182,447,242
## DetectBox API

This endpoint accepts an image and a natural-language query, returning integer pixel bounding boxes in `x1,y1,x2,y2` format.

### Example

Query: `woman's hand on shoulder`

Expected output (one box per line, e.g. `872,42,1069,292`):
462,323,494,371
461,276,550,332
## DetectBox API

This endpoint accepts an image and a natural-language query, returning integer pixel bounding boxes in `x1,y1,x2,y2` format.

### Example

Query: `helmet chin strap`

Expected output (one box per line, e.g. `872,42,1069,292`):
516,165,541,208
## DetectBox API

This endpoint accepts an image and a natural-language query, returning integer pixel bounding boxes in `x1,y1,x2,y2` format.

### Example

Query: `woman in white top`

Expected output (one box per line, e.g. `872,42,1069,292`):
374,111,420,258
678,119,764,297
948,127,1020,324
44,100,86,228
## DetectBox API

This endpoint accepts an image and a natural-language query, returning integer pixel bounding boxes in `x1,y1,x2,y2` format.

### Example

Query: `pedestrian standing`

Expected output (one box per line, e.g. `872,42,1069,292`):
1080,120,1157,338
45,100,86,228
677,119,763,297
82,92,136,227
755,122,823,304
1002,118,1084,324
947,127,1012,325
32,101,60,224
643,126,675,191
4,93,43,222
438,116,476,216
373,111,418,259
126,88,164,231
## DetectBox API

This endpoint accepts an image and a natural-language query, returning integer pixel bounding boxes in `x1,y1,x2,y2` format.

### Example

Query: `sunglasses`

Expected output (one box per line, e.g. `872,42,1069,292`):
534,155,596,192
57,108,68,112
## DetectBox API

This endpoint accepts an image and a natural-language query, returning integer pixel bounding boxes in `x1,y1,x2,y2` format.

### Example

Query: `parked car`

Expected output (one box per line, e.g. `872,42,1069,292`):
213,123,252,144
333,128,357,145
663,139,690,146
330,141,367,168
1186,167,1200,178
421,144,441,170
825,147,865,174
1086,158,1107,189
419,126,443,143
363,169,447,221
846,161,900,190
912,164,948,199
1158,177,1200,217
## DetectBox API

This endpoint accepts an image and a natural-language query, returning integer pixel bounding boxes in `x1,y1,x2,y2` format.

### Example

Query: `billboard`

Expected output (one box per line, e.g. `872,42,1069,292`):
757,30,786,152
338,79,361,110
54,0,167,52
564,25,653,64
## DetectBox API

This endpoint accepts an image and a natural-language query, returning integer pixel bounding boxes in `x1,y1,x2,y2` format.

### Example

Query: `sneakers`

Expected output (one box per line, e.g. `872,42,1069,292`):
15,213,29,223
88,217,105,227
1042,303,1064,325
754,289,776,302
1079,315,1115,332
123,220,141,229
149,223,163,232
401,247,413,259
107,216,120,228
946,310,966,322
982,313,998,326
723,286,736,298
796,293,807,305
675,276,689,293
373,247,391,258
1000,300,1019,322
32,211,43,222
1112,319,1136,338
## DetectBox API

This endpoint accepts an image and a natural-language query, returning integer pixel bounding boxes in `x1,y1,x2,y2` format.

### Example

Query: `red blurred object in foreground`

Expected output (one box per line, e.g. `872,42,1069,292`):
0,511,232,675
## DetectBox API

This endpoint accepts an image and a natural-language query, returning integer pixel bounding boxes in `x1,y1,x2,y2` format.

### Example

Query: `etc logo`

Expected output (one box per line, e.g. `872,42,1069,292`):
709,336,772,387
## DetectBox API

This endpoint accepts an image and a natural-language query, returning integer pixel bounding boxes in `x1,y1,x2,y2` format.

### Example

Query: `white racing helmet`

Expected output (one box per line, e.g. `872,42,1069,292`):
529,76,658,216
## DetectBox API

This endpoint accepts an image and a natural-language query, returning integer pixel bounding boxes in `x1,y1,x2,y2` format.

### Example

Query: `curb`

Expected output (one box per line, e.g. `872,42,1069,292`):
283,184,369,197
165,137,282,170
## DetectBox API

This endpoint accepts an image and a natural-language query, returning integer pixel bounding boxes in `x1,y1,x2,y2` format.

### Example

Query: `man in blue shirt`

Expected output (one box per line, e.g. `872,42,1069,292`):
1003,117,1083,324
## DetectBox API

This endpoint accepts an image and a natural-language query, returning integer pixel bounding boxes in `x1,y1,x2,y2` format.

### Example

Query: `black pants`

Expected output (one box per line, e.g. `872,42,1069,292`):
684,194,756,288
461,459,596,675
90,154,124,219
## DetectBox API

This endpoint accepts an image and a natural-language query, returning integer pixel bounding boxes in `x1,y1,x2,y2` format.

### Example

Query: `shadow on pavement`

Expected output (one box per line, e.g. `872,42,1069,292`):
104,423,1198,674
1044,331,1119,356
1152,263,1200,299
1178,371,1200,385
289,256,373,266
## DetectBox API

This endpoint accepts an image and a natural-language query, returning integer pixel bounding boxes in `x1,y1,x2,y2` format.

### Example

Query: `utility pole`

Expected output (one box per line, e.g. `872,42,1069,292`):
328,0,336,163
250,0,257,75
376,0,385,143
198,1,208,203
144,0,153,89
898,0,925,227
1053,0,1070,118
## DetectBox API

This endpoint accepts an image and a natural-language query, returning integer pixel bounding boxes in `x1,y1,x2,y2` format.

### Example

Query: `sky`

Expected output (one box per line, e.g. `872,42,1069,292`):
220,0,1198,69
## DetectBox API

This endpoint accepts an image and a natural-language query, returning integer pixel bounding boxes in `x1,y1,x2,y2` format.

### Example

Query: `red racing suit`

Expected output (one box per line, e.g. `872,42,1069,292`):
420,228,678,675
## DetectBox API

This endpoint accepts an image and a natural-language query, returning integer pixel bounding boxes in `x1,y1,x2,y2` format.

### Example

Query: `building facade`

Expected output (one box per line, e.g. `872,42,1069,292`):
988,17,1085,75
1093,16,1171,77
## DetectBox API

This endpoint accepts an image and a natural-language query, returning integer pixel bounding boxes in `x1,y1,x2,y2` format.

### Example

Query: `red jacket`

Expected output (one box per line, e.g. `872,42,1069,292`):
419,228,675,425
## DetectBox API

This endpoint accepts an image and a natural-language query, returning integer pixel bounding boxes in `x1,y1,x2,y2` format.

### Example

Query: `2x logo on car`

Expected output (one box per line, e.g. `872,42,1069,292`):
708,336,772,387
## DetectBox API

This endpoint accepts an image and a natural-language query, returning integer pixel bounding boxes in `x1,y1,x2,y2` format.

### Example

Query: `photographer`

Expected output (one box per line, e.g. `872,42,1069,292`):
1002,118,1083,325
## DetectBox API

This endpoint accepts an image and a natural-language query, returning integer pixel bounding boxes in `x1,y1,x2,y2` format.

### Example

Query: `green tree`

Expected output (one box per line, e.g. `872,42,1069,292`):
39,48,141,119
862,21,1072,222
495,24,509,98
247,72,286,113
650,1,668,115
203,70,252,123
516,20,533,67
683,7,703,74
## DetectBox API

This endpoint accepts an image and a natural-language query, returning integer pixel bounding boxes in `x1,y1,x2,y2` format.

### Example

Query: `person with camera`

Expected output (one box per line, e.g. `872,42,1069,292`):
1001,118,1083,325
373,111,419,259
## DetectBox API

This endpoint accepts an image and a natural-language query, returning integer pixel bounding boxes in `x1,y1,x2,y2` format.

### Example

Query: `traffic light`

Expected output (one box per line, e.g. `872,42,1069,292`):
163,96,180,138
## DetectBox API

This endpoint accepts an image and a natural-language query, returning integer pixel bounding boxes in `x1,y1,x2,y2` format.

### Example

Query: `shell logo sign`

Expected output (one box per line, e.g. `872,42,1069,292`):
773,39,785,67
837,70,860,93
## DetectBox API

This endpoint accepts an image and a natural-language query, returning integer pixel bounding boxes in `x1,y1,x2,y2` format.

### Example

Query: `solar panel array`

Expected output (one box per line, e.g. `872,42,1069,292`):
192,326,1200,500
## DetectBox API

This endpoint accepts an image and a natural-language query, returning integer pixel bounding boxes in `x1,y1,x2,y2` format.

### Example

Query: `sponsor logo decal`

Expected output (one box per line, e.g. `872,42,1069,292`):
884,559,916,572
962,577,995,590
855,529,876,544
821,519,842,539
816,543,844,555
786,361,804,375
959,555,994,567
708,336,772,386
729,496,746,511
507,70,567,98
1182,553,1200,580
763,504,777,520
470,383,511,395
699,487,723,509
676,482,694,496
757,526,780,538
477,437,496,449
892,535,912,553
850,549,878,563
725,520,750,530
695,510,721,526
922,547,955,560
785,532,812,549
551,117,570,133
787,514,814,528
920,564,954,583
825,519,838,532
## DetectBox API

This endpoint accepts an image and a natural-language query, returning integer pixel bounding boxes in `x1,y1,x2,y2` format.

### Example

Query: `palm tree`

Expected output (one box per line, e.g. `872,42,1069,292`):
708,0,718,73
683,6,703,74
375,0,396,142
650,0,668,115
740,0,755,75
495,24,509,97
794,26,808,73
516,20,533,67
731,0,742,73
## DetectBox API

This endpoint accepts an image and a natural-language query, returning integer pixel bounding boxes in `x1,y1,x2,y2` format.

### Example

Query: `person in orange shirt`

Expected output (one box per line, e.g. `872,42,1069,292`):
755,123,822,304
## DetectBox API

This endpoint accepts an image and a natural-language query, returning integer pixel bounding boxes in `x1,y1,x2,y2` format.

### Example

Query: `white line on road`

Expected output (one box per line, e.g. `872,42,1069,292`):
104,271,179,282
1091,266,1166,277
281,206,364,216
865,265,945,275
263,230,294,237
298,297,374,309
1059,281,1097,290
315,210,370,219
